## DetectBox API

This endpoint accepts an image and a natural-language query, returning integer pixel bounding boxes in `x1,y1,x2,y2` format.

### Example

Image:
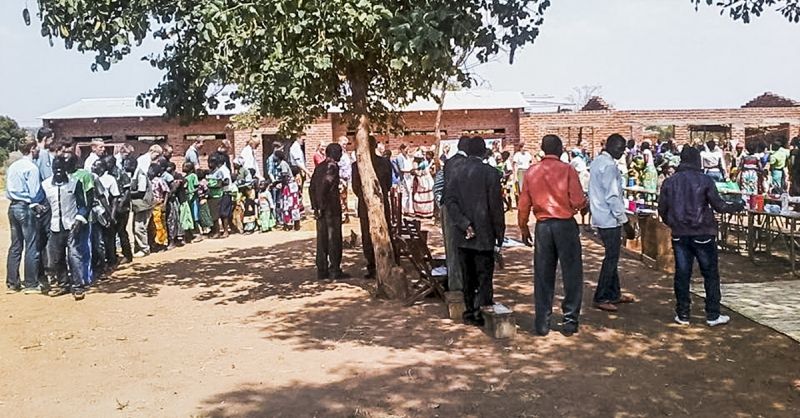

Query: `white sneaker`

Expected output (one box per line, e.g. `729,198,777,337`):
674,315,690,326
133,251,148,258
706,315,730,327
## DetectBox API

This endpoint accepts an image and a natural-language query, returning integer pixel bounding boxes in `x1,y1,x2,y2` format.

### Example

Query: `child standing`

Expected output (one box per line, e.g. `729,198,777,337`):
149,165,170,251
258,181,277,232
242,189,258,234
197,169,214,235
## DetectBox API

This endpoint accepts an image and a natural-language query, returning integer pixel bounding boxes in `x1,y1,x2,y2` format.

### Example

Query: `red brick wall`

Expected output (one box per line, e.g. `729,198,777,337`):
520,107,800,155
46,105,800,172
45,116,234,168
325,108,521,156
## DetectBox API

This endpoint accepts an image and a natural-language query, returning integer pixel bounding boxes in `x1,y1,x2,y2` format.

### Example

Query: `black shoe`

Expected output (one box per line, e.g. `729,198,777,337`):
561,321,579,336
317,272,329,280
5,286,22,294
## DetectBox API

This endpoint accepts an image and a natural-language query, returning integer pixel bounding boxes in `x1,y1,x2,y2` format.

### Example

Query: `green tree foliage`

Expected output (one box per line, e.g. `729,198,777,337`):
694,0,800,23
29,0,552,298
0,116,27,166
29,1,551,131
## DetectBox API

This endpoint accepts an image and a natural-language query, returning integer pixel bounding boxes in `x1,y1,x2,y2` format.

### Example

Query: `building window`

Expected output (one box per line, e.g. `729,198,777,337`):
72,136,112,143
185,134,226,141
126,135,168,142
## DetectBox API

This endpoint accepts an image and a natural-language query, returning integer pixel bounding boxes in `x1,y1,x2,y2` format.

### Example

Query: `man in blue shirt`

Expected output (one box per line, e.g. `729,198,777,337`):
588,134,636,312
5,140,47,294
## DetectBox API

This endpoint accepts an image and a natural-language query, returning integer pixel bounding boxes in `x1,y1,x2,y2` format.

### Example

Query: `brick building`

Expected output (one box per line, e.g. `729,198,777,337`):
41,91,800,171
41,91,527,172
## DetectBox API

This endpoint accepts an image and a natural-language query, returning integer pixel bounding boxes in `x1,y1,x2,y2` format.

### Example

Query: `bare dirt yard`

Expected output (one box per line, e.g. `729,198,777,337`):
1,200,799,417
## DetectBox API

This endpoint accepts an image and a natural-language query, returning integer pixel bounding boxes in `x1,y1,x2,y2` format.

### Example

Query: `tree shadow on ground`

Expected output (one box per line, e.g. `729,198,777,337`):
96,234,374,304
210,230,800,417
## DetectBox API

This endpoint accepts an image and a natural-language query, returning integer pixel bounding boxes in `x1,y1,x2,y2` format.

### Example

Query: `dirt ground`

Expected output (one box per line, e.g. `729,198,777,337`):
1,200,799,418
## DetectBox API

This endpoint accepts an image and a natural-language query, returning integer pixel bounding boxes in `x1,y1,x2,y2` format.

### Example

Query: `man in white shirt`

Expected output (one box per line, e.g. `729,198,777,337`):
83,139,106,171
136,144,163,174
512,143,533,206
240,139,260,178
289,138,308,187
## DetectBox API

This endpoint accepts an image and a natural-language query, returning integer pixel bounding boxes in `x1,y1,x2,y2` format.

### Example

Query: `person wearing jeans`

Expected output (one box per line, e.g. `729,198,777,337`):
588,134,636,312
659,146,744,327
671,236,722,322
5,140,46,294
42,155,90,299
519,135,587,336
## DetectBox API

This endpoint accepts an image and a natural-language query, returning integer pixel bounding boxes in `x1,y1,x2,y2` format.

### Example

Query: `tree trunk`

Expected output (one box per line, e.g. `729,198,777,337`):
348,67,407,300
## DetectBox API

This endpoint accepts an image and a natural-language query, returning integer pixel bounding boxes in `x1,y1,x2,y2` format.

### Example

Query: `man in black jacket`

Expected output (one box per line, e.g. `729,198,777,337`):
352,136,393,279
659,146,744,327
444,137,505,326
436,137,470,292
310,143,347,280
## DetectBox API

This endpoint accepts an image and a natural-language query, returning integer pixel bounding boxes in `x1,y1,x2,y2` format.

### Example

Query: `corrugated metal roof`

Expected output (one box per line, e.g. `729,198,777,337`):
40,90,527,120
39,97,247,120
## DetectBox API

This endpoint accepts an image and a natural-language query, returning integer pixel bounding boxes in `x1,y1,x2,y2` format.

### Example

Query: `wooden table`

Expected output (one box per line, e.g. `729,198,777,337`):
746,210,800,277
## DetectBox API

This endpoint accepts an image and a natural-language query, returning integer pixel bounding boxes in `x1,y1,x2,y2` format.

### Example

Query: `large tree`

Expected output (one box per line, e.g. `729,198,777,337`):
29,0,551,299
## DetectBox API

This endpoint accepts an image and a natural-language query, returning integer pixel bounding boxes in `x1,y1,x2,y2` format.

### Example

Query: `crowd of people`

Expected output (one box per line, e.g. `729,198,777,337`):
4,130,312,300
440,133,750,335
7,125,791,336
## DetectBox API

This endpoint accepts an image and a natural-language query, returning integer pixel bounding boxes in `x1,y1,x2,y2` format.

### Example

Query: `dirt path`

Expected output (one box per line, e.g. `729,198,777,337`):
0,201,799,417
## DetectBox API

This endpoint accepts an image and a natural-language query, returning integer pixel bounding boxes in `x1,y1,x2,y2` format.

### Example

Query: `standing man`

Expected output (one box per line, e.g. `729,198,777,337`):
83,138,106,171
131,149,158,257
36,127,56,180
5,140,47,294
289,137,308,187
310,143,347,280
589,134,636,312
337,136,353,223
659,146,744,327
512,142,533,208
184,139,203,168
444,137,505,326
518,135,587,336
137,144,163,174
42,155,90,300
114,144,135,172
352,136,393,279
394,144,414,215
435,137,469,293
240,138,260,179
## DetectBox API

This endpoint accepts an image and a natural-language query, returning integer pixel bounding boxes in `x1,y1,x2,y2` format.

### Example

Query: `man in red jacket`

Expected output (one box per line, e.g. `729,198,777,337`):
518,135,587,336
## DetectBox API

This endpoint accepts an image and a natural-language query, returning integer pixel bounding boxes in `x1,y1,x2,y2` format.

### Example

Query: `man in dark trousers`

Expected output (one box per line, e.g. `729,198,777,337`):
310,143,347,280
589,134,636,312
352,136,393,279
519,135,587,336
444,137,505,326
434,136,470,292
659,146,744,327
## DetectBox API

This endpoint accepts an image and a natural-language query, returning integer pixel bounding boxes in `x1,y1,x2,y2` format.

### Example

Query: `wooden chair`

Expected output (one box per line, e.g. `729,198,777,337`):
399,232,448,306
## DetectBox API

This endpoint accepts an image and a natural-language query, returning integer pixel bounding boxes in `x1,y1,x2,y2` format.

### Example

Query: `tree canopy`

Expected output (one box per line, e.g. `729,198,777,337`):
30,0,551,132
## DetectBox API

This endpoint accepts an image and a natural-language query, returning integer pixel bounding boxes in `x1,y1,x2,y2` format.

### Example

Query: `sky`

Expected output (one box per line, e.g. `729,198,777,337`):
1,0,798,127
